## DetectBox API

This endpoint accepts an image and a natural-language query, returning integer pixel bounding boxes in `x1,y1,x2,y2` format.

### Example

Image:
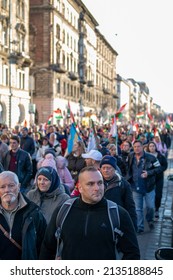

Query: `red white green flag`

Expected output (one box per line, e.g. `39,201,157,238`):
115,103,127,119
136,112,145,118
67,101,76,124
47,114,53,125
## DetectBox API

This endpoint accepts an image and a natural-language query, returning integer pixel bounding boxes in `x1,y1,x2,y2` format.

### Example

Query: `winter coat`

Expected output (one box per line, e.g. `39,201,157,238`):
103,173,137,230
20,135,35,156
0,194,46,260
36,144,51,162
27,185,70,224
3,148,33,189
39,197,140,260
127,151,162,193
66,153,86,184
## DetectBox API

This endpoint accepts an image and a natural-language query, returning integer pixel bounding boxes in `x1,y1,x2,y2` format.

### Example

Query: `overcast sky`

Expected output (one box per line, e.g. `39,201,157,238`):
82,0,173,113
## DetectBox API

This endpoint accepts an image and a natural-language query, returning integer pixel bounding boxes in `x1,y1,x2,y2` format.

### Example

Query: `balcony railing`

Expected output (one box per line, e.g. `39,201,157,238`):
50,63,66,73
103,87,110,95
68,71,78,81
87,80,94,87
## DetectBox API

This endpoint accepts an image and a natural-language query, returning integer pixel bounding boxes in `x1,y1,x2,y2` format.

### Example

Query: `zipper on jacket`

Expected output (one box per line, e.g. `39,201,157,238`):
84,210,89,236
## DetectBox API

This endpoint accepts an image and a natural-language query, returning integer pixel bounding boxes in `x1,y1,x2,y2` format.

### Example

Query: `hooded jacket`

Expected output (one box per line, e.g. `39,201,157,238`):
27,166,70,223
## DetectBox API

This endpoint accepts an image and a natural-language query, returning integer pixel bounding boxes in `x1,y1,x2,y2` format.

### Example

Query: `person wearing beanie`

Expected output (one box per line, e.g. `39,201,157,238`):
56,156,74,192
100,155,137,231
27,166,70,223
37,153,57,171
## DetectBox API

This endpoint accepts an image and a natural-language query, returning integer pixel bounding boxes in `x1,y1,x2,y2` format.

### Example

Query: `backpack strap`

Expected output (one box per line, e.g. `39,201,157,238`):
55,197,77,259
107,200,124,259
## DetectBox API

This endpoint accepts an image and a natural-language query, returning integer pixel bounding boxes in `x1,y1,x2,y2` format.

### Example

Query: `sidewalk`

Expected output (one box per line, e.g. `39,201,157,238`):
137,146,173,259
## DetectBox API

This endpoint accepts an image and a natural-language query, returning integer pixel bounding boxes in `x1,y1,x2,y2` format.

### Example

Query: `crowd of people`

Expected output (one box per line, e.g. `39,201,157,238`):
0,121,172,260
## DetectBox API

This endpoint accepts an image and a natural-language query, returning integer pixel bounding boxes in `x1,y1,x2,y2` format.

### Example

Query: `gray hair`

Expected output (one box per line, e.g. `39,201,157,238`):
0,171,19,184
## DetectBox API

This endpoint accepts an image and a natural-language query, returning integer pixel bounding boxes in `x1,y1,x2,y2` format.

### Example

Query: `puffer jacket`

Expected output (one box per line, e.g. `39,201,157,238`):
127,151,162,192
0,194,46,260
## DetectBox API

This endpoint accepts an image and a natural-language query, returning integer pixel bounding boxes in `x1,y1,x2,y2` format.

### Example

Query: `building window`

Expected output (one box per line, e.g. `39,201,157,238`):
56,79,60,93
63,82,66,95
3,65,9,86
67,83,69,96
2,26,8,47
1,0,8,10
71,85,73,97
56,24,60,39
62,30,65,43
16,0,25,19
62,3,65,17
67,33,69,47
18,71,25,89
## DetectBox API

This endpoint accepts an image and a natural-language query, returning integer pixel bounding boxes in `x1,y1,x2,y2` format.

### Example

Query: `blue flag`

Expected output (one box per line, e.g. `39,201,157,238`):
67,123,81,154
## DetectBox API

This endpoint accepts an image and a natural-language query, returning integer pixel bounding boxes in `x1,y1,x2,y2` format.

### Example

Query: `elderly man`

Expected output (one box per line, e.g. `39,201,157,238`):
100,155,137,231
0,171,46,260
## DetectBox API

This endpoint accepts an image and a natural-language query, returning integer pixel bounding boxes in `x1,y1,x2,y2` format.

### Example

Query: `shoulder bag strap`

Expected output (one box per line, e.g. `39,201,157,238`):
0,223,22,251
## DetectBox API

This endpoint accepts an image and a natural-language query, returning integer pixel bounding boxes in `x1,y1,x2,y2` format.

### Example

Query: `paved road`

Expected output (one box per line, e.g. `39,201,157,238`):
137,146,173,260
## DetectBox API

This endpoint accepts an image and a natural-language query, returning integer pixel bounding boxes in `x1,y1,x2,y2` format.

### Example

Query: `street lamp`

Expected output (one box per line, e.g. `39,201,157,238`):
29,68,48,125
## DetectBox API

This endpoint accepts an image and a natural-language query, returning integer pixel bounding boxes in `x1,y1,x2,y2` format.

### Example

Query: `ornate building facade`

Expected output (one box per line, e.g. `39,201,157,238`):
0,0,31,127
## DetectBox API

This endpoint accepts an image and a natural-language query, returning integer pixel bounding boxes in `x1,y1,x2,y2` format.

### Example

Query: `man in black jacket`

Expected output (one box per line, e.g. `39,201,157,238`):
127,140,161,234
0,171,46,260
100,155,137,231
39,166,140,260
2,135,33,193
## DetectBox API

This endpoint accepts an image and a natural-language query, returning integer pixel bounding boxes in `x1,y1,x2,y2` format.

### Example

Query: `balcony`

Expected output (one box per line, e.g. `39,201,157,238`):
87,80,94,87
50,63,66,73
68,71,78,81
112,93,118,99
103,87,110,95
79,78,87,84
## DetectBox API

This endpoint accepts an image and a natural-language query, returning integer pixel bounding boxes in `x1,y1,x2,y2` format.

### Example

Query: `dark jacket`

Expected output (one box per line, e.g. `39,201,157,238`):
0,194,47,260
160,133,171,149
20,135,35,156
39,197,140,260
127,151,162,193
66,153,86,184
103,173,137,230
3,148,33,189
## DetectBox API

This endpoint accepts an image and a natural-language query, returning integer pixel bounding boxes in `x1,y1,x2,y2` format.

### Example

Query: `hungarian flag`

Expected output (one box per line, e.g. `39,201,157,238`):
54,108,63,120
47,114,53,125
165,116,171,130
136,112,145,118
115,103,127,119
147,112,153,121
67,101,76,124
